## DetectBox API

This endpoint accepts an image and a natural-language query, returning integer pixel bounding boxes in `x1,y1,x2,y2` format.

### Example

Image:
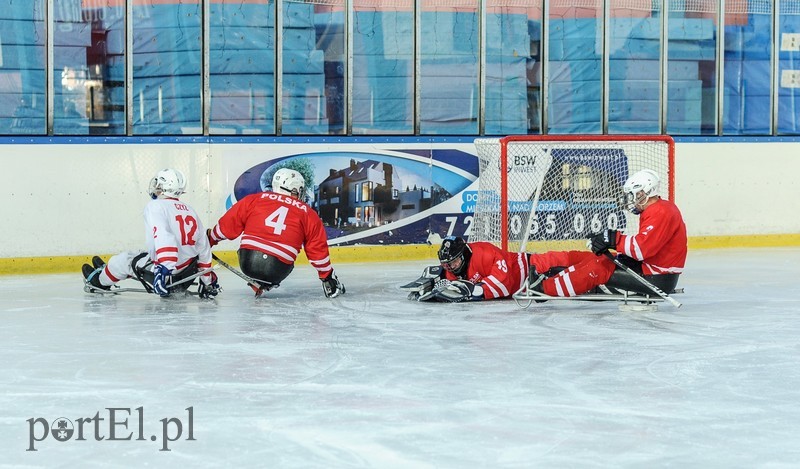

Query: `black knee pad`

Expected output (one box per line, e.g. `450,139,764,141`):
171,259,198,292
132,254,197,292
238,249,294,286
606,270,680,296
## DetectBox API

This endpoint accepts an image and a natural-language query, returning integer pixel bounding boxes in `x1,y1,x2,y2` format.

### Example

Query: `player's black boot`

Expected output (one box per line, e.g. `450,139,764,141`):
92,256,106,269
528,266,546,294
82,263,110,291
527,266,549,303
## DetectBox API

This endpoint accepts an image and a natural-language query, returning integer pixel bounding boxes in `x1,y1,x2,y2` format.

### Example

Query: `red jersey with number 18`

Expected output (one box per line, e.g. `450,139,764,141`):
209,192,333,278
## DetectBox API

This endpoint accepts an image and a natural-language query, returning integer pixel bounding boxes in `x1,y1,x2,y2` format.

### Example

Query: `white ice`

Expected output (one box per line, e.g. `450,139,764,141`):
1,248,799,468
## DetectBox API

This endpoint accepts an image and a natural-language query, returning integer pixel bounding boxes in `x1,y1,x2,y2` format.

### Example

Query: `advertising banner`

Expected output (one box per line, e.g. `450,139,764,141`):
216,142,481,246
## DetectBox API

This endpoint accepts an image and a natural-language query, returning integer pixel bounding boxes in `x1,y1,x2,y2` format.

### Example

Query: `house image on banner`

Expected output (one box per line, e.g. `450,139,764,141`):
315,158,450,230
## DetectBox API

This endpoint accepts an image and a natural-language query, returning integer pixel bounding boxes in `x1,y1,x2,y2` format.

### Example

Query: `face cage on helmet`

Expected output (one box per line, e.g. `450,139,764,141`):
291,187,306,200
623,190,648,214
149,178,183,199
440,253,465,274
278,185,306,202
148,178,160,199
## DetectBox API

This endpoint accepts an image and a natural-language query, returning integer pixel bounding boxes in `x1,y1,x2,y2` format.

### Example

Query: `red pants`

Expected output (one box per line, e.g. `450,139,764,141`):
529,251,616,297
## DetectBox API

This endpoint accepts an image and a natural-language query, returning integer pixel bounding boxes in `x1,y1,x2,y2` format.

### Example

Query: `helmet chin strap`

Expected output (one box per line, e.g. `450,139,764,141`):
631,194,657,214
277,186,298,197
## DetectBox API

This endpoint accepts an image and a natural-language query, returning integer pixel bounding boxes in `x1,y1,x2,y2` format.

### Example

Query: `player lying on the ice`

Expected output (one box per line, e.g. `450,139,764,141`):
402,169,687,303
402,235,531,302
82,168,220,298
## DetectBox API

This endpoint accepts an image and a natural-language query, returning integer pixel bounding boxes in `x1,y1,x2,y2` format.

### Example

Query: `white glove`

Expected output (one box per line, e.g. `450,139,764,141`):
420,280,483,303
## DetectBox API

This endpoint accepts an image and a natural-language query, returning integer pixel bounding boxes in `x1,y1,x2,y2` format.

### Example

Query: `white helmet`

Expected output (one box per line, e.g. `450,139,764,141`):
272,168,306,199
149,168,186,199
622,169,660,214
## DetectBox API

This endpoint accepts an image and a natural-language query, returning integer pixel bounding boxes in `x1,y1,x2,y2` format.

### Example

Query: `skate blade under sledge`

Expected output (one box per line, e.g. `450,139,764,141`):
513,286,683,311
83,266,215,296
84,284,200,296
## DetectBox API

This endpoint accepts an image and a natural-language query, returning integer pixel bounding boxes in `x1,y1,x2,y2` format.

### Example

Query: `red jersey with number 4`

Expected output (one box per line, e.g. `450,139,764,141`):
443,241,530,300
209,192,333,278
144,197,212,274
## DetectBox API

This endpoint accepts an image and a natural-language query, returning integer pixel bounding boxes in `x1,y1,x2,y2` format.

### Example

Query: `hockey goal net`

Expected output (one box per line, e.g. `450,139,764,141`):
470,135,674,253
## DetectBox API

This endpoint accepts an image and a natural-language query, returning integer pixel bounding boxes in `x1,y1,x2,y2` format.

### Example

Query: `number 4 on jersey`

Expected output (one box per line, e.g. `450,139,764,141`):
264,206,289,235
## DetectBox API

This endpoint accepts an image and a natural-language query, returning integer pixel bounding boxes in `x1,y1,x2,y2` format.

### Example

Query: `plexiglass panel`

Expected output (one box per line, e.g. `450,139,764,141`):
524,2,543,134
308,0,344,135
419,0,479,135
276,0,332,134
209,0,276,135
547,3,602,134
0,0,46,134
79,0,127,135
666,1,717,135
132,0,202,135
777,1,800,135
723,0,771,135
607,0,661,134
484,0,537,135
53,0,93,135
351,0,413,135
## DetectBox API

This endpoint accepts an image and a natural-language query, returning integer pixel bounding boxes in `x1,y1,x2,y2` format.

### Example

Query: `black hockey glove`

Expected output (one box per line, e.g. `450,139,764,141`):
431,280,481,303
152,264,172,297
589,229,617,255
322,270,346,298
198,272,221,299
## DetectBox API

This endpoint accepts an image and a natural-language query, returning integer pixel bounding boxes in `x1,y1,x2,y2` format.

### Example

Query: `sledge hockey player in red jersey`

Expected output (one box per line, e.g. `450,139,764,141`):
524,168,687,299
207,168,345,298
402,236,531,302
82,169,220,298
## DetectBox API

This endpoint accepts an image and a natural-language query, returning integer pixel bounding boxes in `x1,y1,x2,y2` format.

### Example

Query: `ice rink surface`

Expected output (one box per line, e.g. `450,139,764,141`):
1,247,799,468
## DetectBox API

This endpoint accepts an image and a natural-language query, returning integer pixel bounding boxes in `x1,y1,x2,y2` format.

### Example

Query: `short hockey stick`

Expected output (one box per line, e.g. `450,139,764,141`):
211,253,266,296
603,251,682,308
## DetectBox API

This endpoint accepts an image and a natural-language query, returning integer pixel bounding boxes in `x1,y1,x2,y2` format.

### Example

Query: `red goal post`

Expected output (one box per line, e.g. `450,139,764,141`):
470,135,675,253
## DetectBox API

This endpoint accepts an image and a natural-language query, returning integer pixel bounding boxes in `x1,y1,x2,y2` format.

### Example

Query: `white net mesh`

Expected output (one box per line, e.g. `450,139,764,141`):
471,136,673,253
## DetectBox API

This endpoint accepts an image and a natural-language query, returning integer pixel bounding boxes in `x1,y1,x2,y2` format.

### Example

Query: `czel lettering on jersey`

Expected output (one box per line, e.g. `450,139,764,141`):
262,193,307,211
173,203,189,211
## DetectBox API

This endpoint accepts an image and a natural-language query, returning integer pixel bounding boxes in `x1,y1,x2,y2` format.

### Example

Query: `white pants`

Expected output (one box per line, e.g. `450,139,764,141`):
97,251,150,287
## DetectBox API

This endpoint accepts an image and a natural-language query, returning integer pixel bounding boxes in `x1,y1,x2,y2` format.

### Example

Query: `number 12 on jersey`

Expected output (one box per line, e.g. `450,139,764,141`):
175,215,198,245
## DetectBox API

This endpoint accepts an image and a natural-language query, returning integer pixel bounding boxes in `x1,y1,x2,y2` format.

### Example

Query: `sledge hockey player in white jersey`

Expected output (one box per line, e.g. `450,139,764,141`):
82,169,220,298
